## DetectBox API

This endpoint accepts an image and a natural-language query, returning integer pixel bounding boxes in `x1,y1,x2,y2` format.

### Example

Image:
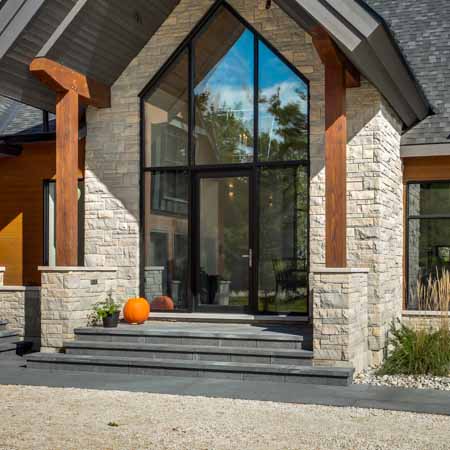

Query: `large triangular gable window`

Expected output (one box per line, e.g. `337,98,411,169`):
141,2,310,315
142,2,309,168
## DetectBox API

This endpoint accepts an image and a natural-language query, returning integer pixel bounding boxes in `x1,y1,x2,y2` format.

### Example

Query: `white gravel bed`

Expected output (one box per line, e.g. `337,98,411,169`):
354,368,450,391
0,385,449,450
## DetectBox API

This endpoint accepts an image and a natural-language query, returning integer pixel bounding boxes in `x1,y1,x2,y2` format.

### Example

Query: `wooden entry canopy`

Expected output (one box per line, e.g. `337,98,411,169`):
30,57,110,266
311,27,360,268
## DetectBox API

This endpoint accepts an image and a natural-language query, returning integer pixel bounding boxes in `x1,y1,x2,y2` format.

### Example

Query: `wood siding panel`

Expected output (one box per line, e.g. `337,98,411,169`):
403,156,450,182
0,140,84,285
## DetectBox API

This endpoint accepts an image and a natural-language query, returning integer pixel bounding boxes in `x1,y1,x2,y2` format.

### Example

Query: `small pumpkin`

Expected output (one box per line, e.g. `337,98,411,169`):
123,297,150,324
151,295,175,311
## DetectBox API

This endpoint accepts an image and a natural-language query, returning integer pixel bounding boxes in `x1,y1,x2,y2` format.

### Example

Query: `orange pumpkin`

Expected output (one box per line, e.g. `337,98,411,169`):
151,295,175,311
123,297,150,324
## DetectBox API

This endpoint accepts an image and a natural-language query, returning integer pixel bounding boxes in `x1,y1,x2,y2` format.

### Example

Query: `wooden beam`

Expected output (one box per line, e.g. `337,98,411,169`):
311,27,360,89
55,89,79,266
30,57,110,108
312,26,348,267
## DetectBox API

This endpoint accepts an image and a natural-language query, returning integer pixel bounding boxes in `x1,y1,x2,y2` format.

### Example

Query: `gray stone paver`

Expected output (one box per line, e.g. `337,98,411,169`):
1,359,450,416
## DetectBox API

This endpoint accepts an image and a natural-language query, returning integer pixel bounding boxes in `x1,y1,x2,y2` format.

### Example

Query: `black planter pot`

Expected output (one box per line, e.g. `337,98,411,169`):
102,311,120,328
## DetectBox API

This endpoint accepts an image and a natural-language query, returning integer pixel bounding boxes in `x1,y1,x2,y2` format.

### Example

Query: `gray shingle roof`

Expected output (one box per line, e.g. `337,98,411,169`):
0,95,55,136
363,0,450,146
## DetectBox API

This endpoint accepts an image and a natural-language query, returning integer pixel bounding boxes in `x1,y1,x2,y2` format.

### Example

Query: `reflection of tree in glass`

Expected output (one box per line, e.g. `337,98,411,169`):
196,90,253,163
259,87,307,161
259,167,308,292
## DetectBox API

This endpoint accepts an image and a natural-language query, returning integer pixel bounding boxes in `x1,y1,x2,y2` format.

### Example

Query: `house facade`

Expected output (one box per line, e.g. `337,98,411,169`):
0,0,448,373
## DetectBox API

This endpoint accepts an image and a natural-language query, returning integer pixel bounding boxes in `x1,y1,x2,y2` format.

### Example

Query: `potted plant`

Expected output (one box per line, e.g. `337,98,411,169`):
93,293,121,328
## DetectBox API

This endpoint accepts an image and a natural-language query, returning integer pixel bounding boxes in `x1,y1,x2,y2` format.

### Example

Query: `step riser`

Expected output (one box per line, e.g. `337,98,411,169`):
76,334,312,350
0,349,20,360
66,347,312,366
0,335,20,344
27,360,349,386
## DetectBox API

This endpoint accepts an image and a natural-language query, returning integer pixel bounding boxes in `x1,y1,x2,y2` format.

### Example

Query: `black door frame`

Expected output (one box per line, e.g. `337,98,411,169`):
192,168,255,313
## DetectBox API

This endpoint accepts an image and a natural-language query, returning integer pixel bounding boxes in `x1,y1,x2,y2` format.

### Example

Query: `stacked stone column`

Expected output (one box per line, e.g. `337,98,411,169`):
312,268,369,373
39,267,117,352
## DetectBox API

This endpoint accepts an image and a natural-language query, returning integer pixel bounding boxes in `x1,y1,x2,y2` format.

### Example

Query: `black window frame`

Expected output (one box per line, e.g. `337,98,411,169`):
406,179,450,309
139,0,310,315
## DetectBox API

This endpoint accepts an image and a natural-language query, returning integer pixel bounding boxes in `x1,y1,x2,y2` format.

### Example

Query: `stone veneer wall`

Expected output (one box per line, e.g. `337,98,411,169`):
39,267,117,352
313,268,369,373
85,0,325,298
0,267,41,348
402,311,450,331
346,82,403,365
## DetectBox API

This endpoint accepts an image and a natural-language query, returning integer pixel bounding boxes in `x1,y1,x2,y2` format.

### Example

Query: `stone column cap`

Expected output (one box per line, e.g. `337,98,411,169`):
38,266,118,272
0,267,5,272
0,285,40,291
144,266,165,270
311,267,370,274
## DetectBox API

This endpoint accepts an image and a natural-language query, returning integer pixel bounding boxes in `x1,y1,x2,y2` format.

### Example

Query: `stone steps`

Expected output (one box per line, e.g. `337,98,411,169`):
26,353,353,385
65,340,314,365
74,326,313,350
25,323,353,385
0,321,33,359
0,330,20,344
0,325,21,359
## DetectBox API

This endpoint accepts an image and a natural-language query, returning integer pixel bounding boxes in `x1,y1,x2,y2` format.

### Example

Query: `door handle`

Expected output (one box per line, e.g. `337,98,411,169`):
241,249,252,268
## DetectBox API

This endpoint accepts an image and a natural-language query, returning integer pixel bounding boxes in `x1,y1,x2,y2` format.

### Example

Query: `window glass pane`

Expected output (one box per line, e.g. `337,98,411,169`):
45,181,84,266
194,7,254,165
144,172,189,309
144,49,189,167
258,41,308,162
408,218,450,310
408,182,450,216
258,166,308,313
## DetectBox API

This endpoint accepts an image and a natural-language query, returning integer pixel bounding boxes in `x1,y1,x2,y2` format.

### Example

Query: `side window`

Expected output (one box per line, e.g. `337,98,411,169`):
44,180,84,266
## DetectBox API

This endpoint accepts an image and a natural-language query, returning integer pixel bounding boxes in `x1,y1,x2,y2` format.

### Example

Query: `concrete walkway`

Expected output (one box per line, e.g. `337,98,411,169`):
1,359,449,416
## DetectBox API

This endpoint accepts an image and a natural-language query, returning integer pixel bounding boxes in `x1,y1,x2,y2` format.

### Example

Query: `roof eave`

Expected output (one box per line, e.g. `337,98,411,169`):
275,0,431,129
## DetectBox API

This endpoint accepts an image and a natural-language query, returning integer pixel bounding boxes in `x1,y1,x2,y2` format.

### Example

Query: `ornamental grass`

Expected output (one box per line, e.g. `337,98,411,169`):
379,269,450,376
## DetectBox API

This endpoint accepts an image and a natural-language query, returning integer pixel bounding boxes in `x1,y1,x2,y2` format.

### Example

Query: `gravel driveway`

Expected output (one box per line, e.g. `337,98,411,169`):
0,385,449,450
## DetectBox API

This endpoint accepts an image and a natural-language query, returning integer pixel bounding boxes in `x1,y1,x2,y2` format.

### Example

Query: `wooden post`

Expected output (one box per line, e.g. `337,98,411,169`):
324,62,347,267
55,90,79,266
312,27,359,268
30,57,110,266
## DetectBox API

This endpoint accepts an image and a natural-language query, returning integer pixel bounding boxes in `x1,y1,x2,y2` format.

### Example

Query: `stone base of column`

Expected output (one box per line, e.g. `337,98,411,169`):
312,267,369,374
39,266,117,352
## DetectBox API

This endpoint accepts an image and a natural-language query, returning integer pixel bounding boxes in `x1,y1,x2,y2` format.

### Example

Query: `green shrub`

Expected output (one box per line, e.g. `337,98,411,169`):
378,322,450,377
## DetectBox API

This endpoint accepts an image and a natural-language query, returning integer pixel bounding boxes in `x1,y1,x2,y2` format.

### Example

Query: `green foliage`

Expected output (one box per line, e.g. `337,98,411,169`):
93,293,121,320
379,321,450,376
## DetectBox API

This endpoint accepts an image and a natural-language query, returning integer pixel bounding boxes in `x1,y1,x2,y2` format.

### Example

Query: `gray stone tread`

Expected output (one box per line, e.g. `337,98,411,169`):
0,343,17,353
64,340,314,358
74,327,311,342
27,353,352,378
0,330,19,339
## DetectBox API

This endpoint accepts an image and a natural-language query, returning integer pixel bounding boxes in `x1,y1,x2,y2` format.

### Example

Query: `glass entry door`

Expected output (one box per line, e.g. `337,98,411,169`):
195,172,252,312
